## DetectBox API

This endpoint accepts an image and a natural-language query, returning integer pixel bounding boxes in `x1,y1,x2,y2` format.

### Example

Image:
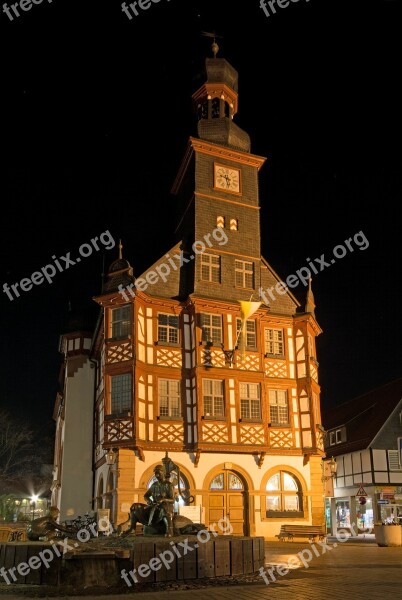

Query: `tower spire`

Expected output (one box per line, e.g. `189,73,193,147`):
305,278,316,316
192,36,250,152
201,31,223,58
118,239,123,260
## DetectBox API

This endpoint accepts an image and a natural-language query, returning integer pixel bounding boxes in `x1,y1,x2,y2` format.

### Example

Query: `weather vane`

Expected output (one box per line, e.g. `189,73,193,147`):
201,31,223,58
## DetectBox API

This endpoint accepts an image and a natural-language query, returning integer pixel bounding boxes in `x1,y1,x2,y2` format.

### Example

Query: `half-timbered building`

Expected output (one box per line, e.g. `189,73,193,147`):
52,51,325,539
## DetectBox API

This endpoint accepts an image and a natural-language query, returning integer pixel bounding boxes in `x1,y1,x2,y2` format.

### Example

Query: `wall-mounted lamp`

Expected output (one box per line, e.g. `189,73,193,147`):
105,448,120,475
105,448,117,466
321,456,337,482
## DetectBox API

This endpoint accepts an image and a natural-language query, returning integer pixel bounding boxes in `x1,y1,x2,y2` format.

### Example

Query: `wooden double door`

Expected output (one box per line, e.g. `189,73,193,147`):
208,470,248,536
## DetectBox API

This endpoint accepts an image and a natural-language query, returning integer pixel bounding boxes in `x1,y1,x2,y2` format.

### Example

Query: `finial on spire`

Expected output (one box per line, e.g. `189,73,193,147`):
305,277,316,316
118,239,123,260
201,30,223,58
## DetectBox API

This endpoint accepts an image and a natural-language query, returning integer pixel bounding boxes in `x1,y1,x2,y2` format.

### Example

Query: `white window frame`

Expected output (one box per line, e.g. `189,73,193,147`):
240,383,261,420
203,380,225,418
388,450,401,472
201,253,221,283
201,313,223,345
236,318,257,350
269,390,289,425
235,260,254,289
158,313,180,345
265,328,284,357
158,379,181,419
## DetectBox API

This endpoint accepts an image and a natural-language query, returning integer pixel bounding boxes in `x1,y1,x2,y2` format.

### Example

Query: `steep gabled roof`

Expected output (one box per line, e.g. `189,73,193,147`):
323,378,402,455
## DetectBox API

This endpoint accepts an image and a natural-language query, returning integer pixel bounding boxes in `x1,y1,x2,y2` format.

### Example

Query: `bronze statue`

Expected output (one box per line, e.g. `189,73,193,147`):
121,465,175,537
27,506,74,541
117,454,204,537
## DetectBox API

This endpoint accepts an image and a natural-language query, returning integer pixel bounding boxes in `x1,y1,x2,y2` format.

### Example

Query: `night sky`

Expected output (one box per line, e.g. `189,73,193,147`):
1,0,401,433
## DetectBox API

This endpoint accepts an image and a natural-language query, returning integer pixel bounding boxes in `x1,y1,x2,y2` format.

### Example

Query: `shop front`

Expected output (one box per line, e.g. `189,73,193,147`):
327,488,375,535
375,488,402,524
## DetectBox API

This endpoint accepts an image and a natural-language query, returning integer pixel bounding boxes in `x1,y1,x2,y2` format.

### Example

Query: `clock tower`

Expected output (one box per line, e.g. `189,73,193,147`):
172,50,266,303
57,43,326,541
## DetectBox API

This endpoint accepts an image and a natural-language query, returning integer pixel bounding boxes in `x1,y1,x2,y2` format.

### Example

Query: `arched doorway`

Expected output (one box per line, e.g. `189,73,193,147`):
208,470,249,535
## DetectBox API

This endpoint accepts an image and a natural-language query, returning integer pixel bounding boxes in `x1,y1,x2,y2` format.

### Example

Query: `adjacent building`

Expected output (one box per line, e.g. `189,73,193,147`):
51,50,326,539
323,378,402,534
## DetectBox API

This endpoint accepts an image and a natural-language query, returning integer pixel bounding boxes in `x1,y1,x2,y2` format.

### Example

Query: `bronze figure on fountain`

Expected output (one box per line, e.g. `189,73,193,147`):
118,452,204,538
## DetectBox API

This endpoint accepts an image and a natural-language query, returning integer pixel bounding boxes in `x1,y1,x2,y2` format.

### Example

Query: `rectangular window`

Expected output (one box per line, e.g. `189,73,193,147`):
269,390,289,425
388,450,401,471
308,333,315,358
201,313,222,345
201,253,221,283
158,314,179,344
236,319,257,350
265,328,284,357
329,429,343,446
240,383,261,419
159,379,181,418
235,260,254,289
203,380,224,417
98,402,104,444
111,374,132,415
111,306,131,339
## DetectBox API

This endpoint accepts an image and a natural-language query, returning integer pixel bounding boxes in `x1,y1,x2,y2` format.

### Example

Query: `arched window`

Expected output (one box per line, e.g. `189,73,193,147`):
105,472,114,510
211,98,220,118
265,471,304,518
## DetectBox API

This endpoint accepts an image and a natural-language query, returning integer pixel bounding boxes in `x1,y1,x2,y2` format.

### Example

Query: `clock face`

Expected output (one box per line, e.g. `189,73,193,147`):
214,164,241,193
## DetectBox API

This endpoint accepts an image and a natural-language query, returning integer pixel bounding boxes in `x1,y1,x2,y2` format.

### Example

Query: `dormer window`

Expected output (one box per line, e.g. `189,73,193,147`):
329,428,344,446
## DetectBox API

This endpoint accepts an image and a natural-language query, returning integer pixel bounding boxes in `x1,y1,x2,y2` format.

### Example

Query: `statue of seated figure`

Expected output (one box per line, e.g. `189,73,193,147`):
27,506,75,541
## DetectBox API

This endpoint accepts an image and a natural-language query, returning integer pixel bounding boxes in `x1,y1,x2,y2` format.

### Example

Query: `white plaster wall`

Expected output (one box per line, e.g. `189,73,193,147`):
134,450,313,539
59,359,95,521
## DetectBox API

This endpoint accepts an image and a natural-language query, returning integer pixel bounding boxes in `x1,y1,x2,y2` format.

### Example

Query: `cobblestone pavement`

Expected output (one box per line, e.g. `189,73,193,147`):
1,538,402,600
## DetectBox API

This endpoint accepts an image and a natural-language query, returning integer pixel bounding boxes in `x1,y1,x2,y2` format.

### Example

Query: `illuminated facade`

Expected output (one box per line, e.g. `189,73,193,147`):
52,52,326,539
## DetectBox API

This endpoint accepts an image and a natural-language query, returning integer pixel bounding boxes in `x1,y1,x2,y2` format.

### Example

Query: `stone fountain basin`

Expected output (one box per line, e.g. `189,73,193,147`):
0,535,265,592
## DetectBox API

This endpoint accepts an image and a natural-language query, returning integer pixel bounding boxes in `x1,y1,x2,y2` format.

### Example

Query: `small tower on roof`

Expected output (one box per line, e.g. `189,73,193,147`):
192,38,251,153
305,278,316,317
102,240,135,294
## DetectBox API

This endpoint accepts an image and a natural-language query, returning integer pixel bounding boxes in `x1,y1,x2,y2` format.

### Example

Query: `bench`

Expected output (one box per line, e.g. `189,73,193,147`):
276,525,326,542
0,527,14,542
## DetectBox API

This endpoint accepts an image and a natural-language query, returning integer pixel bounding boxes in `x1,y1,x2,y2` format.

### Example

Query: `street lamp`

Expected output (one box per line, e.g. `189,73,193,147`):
321,457,337,534
105,448,120,475
322,456,337,482
105,448,117,466
30,494,39,521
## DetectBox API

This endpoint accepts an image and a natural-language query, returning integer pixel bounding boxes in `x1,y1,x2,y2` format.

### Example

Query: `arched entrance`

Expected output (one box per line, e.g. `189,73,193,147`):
208,470,249,535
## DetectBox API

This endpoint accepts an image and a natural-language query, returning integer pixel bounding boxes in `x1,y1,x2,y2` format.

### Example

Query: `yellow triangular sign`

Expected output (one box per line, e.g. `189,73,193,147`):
356,486,367,497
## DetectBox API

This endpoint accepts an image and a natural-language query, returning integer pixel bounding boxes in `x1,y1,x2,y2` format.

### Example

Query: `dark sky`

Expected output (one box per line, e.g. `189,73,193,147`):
1,0,401,431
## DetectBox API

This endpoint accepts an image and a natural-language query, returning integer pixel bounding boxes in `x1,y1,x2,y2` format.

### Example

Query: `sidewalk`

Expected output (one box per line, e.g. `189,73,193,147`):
1,538,401,599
